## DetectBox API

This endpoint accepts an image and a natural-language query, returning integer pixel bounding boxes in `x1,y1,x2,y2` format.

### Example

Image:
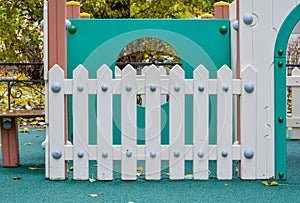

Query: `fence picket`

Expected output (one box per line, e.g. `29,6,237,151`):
240,65,257,179
145,65,161,180
73,65,89,180
48,64,65,179
169,65,185,179
97,65,113,180
121,65,137,180
217,65,233,179
193,65,209,179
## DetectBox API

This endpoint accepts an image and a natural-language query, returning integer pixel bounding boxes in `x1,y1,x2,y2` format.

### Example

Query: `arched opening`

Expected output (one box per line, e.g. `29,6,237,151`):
274,3,300,180
116,38,182,105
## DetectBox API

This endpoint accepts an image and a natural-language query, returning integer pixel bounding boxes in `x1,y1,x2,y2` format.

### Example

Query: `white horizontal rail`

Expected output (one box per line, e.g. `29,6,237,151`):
64,145,242,161
63,77,242,95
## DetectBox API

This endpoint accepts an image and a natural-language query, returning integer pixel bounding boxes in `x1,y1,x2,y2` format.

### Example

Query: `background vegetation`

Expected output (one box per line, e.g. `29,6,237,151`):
0,0,233,112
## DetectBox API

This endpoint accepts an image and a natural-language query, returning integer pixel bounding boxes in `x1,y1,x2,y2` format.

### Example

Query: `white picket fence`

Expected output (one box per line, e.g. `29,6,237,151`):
287,67,300,139
47,64,258,180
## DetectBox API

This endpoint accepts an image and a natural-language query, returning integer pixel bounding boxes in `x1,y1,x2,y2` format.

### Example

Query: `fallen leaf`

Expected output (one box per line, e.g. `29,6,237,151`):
89,178,96,183
24,142,33,146
69,166,74,171
88,192,103,197
19,128,30,133
0,144,2,147
29,121,38,125
28,166,44,170
137,166,143,171
12,177,21,181
37,128,45,131
261,181,288,186
184,174,193,179
137,172,142,176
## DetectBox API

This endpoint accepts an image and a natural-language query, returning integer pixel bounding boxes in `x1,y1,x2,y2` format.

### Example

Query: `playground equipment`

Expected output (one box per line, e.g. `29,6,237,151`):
44,0,300,180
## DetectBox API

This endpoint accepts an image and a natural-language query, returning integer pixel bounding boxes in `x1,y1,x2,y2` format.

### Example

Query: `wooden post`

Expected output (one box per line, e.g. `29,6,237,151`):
66,1,80,18
214,1,230,19
1,118,19,167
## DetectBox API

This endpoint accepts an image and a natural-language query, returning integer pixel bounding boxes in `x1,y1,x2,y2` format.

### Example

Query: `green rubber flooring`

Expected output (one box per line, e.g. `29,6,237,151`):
0,128,300,203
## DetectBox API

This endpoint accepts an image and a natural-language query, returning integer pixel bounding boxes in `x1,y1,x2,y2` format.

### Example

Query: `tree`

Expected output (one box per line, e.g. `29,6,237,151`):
130,0,234,18
0,0,44,79
79,0,130,18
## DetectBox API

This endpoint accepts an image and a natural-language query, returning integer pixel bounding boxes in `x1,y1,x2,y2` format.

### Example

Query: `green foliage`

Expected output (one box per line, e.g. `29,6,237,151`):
130,0,234,18
79,0,130,18
0,1,43,61
0,0,44,79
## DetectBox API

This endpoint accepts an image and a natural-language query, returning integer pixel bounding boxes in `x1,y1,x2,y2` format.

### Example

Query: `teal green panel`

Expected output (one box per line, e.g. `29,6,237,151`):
274,58,287,179
274,4,300,179
67,19,230,146
137,106,145,145
161,102,169,145
67,19,230,79
113,95,121,145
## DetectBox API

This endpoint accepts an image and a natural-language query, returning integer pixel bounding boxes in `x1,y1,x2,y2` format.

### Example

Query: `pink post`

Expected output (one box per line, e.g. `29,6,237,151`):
214,1,230,19
1,118,19,167
66,1,81,18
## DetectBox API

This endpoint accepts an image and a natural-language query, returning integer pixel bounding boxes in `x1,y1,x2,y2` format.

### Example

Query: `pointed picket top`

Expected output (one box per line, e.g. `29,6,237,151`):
169,64,184,77
241,64,257,75
141,66,149,75
97,64,112,79
292,67,300,76
218,64,232,75
115,66,122,78
158,66,167,75
122,64,136,76
194,65,209,80
241,65,257,86
49,64,64,75
146,64,160,75
73,64,88,76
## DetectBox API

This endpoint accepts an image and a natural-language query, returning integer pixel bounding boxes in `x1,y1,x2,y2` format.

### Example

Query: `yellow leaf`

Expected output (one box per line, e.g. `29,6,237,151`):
0,143,2,147
70,166,74,171
137,166,143,171
261,181,287,186
17,73,27,80
28,166,44,170
88,192,103,197
37,128,45,131
24,142,33,146
29,121,38,125
137,172,142,176
184,174,193,179
19,127,30,133
89,178,96,183
270,181,279,186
